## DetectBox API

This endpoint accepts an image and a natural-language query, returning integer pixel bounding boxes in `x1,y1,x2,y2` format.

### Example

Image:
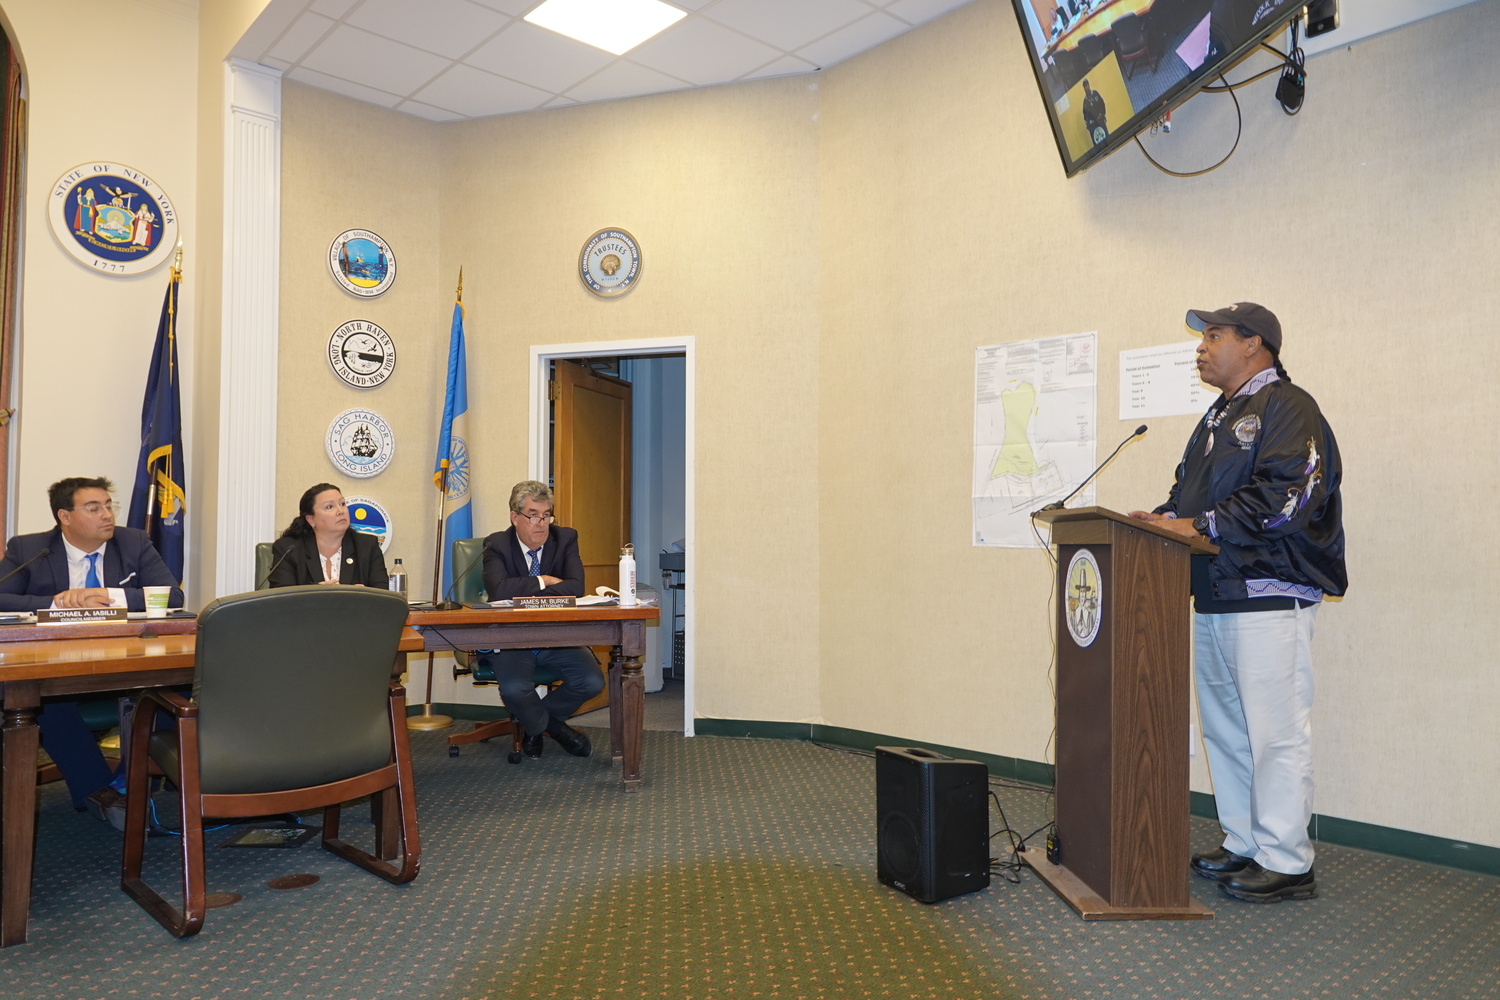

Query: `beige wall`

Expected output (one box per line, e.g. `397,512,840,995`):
815,0,1499,847
10,0,1492,848
277,76,824,713
271,0,1500,846
2,0,199,535
276,81,441,586
438,78,824,720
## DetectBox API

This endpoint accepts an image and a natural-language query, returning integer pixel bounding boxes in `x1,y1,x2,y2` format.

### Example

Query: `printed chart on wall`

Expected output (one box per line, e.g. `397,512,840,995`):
973,332,1097,548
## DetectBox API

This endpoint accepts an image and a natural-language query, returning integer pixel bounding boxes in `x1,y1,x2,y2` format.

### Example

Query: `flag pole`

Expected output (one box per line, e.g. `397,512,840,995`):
407,268,465,733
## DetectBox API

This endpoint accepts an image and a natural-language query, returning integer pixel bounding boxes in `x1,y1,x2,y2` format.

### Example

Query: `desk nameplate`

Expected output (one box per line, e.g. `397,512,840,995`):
513,596,577,610
36,608,127,625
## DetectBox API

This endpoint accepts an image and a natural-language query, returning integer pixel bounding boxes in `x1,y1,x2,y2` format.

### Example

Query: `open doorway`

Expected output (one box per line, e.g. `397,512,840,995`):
528,337,694,736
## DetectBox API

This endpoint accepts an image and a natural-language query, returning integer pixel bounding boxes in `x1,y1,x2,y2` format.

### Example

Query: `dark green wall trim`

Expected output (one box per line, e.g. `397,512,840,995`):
695,718,1500,878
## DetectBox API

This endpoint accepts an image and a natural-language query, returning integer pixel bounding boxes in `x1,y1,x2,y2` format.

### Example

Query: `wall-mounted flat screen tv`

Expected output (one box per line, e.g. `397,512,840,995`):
1011,0,1306,176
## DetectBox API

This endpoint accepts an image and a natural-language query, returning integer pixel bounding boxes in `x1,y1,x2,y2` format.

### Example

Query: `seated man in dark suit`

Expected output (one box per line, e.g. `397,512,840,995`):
0,476,184,818
479,480,601,760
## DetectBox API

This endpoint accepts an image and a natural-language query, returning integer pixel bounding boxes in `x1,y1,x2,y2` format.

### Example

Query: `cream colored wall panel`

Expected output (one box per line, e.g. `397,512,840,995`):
278,83,443,591
4,0,199,538
817,0,1499,845
437,78,823,722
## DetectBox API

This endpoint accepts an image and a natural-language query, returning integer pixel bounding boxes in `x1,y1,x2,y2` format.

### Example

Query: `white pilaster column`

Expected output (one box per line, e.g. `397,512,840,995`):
216,59,281,596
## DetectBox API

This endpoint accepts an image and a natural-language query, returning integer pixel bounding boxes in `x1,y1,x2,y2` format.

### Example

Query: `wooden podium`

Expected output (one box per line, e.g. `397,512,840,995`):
1023,507,1214,920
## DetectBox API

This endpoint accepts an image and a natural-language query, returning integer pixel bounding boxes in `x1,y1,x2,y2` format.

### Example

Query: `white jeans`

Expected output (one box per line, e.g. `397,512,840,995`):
1193,604,1318,875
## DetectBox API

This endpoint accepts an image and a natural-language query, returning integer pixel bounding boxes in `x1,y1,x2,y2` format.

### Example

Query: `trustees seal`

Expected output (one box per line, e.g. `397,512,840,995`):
1064,548,1102,648
48,162,179,275
579,228,641,297
328,229,396,297
344,495,392,552
326,408,396,479
328,320,397,388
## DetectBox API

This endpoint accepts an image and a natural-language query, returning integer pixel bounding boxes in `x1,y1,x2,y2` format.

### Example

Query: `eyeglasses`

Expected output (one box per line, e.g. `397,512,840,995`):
73,501,120,516
514,511,554,524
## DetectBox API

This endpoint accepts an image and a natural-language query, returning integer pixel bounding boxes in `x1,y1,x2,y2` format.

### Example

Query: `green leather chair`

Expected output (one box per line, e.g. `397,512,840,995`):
445,538,561,763
120,585,419,937
254,542,275,590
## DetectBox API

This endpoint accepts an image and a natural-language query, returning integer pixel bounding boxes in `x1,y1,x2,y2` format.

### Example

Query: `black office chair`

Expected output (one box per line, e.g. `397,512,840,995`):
1111,13,1159,79
1077,33,1107,69
445,538,562,763
119,585,419,938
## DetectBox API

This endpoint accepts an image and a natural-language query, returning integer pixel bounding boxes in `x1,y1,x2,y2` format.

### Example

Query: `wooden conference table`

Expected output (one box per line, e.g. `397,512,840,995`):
0,603,657,947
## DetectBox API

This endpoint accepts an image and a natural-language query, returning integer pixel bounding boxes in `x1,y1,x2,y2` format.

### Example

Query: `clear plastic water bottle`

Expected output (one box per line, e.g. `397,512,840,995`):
618,544,637,607
388,557,407,599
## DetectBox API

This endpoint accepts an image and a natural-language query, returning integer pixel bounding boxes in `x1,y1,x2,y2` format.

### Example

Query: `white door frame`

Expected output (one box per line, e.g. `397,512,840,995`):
529,337,695,736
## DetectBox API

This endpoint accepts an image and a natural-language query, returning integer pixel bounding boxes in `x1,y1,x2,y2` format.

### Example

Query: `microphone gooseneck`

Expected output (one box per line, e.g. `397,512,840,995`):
0,546,51,590
435,545,487,611
1033,425,1148,516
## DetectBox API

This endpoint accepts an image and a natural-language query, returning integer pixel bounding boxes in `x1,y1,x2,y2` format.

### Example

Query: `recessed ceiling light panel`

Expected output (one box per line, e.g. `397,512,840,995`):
524,0,687,56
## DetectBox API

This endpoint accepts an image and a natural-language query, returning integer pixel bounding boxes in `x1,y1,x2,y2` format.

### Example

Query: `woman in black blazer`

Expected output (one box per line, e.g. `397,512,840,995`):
268,483,388,588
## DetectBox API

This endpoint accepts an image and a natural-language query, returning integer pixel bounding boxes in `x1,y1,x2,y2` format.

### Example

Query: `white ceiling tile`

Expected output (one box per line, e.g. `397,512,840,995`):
565,60,692,103
286,65,405,107
413,64,555,117
628,16,784,86
796,12,909,68
309,0,359,17
346,0,512,59
398,99,470,122
704,0,876,52
262,56,295,71
301,24,453,95
466,0,538,14
465,20,615,94
883,0,974,27
669,0,718,11
737,53,820,81
268,12,337,64
543,95,580,108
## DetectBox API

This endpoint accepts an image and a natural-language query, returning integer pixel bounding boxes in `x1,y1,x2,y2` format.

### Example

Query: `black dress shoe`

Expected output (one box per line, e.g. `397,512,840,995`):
548,723,593,758
521,732,545,759
1190,846,1253,880
1220,864,1317,902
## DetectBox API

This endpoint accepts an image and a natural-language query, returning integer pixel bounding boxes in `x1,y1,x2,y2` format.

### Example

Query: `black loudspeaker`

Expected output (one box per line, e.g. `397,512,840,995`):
876,746,990,903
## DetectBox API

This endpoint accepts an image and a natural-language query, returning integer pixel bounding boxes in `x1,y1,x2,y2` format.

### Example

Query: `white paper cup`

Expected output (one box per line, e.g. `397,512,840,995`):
143,586,171,618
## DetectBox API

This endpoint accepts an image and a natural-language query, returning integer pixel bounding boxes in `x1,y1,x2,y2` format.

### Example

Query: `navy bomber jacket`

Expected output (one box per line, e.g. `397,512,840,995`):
1155,370,1347,604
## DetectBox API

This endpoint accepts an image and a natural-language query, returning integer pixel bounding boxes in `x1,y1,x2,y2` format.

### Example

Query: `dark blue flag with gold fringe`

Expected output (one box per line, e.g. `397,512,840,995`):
127,251,186,585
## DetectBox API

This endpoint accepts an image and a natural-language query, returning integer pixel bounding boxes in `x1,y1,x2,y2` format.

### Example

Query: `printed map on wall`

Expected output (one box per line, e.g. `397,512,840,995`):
973,332,1097,547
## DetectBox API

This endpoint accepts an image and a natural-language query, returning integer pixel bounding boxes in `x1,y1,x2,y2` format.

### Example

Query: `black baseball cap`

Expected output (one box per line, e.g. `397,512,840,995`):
1185,302,1282,354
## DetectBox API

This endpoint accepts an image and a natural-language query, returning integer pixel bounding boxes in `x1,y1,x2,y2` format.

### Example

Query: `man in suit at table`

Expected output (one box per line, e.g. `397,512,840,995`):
0,476,184,818
478,480,601,761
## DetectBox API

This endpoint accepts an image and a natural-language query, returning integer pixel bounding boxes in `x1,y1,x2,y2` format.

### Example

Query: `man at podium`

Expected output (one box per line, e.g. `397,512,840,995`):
1130,303,1345,904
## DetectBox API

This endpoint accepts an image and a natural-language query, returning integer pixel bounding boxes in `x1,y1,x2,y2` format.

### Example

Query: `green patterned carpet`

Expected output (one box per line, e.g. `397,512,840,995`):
6,728,1498,999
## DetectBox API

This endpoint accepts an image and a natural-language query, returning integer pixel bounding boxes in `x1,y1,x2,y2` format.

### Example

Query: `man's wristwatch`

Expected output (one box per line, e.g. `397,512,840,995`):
1191,514,1211,536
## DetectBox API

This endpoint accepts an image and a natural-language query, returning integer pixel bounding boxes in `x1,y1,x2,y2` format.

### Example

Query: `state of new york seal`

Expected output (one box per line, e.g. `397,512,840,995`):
48,163,178,276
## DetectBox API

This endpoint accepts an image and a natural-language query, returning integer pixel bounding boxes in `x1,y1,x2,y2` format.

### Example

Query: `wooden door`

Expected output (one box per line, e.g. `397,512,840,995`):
551,360,632,713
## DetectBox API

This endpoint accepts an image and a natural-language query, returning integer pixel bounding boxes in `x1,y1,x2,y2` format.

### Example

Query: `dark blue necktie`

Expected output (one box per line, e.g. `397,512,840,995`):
528,549,541,576
84,552,101,589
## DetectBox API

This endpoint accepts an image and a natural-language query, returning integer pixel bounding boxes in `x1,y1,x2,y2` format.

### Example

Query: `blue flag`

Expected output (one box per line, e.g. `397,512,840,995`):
128,265,186,585
433,293,472,598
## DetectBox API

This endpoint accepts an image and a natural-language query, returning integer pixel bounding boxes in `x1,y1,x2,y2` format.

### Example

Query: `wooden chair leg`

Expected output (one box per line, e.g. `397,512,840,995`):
120,707,206,938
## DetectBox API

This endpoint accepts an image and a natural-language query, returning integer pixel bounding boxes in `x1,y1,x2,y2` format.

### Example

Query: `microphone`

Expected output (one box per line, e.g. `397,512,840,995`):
1034,425,1148,515
256,548,291,590
434,545,487,611
0,546,50,590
